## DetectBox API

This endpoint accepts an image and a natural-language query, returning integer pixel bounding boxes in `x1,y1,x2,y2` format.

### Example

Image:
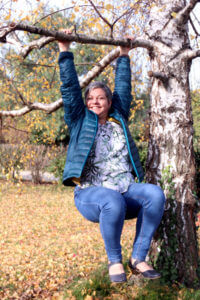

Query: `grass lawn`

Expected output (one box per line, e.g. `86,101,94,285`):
0,182,199,299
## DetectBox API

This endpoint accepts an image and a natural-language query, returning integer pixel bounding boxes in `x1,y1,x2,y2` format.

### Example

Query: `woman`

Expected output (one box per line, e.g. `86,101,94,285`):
58,30,166,283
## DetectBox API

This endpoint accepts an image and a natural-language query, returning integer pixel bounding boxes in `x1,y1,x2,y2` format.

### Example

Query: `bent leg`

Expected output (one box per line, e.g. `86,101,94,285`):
74,186,127,262
123,183,166,261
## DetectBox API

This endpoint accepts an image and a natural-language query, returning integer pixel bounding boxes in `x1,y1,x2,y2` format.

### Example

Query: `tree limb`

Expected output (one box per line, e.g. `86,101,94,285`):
174,0,199,26
0,22,153,52
21,36,55,58
148,71,169,88
0,24,15,43
181,48,200,60
0,48,120,117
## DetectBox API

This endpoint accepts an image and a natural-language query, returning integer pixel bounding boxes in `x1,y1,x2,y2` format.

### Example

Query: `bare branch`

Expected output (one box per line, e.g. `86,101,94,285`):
80,47,120,87
34,6,75,25
49,67,56,89
5,31,23,50
22,62,56,68
21,36,55,58
112,7,134,27
174,0,200,25
191,11,200,28
148,71,169,88
181,48,200,60
0,99,63,117
189,16,200,36
4,124,30,134
0,24,15,43
0,48,120,117
88,0,113,37
33,4,114,26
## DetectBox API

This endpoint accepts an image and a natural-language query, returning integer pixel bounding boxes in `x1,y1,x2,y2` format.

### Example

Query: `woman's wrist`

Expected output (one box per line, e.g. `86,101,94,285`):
119,53,129,57
58,29,72,52
119,47,130,57
58,44,70,52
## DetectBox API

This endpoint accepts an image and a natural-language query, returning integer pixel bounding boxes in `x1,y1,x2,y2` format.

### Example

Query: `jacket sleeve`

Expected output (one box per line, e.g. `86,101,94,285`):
112,55,132,121
58,51,85,129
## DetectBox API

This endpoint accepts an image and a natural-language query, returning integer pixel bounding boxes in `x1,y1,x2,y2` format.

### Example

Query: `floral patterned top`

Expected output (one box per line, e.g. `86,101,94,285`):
80,121,134,193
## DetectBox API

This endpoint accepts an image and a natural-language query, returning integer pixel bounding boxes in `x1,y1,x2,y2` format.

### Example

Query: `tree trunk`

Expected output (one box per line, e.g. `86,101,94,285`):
145,0,198,286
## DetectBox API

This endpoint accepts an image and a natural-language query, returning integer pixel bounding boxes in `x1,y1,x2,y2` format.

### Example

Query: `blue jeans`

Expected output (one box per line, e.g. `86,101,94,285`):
74,183,165,263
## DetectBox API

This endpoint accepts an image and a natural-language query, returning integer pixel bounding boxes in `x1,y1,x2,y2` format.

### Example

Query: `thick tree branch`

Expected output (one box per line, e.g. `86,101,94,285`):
80,47,120,87
181,48,200,60
148,70,169,87
0,22,153,53
21,36,55,58
0,48,120,117
0,24,15,43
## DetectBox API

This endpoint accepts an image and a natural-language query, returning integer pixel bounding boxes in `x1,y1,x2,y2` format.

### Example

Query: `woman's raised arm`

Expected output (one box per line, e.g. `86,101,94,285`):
58,29,85,130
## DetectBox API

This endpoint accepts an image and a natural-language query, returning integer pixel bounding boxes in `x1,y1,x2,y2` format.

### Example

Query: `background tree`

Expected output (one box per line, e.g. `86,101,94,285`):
0,0,200,286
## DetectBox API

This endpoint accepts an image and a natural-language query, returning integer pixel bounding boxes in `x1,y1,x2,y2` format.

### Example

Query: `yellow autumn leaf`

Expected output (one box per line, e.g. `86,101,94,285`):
171,12,177,18
5,14,11,20
74,6,79,12
71,13,76,20
96,22,103,32
105,4,113,10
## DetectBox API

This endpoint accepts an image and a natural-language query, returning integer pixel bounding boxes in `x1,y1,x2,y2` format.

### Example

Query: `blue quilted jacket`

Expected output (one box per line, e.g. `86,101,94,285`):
59,51,144,186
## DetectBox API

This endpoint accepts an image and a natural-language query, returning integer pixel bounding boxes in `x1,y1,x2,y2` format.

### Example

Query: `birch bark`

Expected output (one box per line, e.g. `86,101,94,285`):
146,0,198,285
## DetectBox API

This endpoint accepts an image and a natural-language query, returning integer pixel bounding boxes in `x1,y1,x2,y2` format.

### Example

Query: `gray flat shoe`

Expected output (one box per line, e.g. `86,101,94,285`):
108,262,127,283
129,259,161,279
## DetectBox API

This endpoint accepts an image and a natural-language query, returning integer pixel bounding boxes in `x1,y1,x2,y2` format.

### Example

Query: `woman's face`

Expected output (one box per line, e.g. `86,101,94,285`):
86,88,112,124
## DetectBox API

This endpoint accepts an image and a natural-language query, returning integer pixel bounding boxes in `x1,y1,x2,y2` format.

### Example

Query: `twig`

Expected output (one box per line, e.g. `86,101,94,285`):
88,0,114,37
148,71,169,88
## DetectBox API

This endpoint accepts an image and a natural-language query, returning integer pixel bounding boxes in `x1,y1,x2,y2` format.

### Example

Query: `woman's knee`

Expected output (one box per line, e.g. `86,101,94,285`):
153,185,165,204
74,186,126,222
146,184,166,211
102,192,126,220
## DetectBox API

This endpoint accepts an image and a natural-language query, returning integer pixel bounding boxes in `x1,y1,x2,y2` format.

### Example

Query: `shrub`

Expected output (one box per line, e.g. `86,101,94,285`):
0,144,24,181
27,145,52,184
47,145,67,183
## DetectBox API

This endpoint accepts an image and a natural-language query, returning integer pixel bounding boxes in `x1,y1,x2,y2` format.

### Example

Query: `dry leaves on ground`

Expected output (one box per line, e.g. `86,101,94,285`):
0,182,136,299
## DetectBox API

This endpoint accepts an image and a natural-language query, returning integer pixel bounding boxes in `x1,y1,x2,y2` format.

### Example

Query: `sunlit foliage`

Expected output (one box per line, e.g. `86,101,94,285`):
0,0,150,181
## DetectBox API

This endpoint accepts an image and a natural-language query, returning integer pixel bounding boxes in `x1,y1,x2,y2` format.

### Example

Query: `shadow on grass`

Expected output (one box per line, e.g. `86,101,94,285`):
63,263,200,300
65,264,112,299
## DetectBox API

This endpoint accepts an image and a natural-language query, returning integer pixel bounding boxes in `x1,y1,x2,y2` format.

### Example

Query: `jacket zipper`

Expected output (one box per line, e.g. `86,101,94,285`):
80,112,98,174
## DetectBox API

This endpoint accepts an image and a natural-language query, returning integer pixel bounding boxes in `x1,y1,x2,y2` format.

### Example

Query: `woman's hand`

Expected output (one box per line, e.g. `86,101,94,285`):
119,36,135,56
58,29,72,52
